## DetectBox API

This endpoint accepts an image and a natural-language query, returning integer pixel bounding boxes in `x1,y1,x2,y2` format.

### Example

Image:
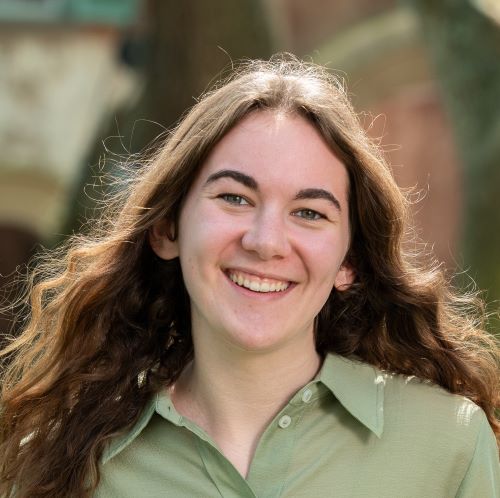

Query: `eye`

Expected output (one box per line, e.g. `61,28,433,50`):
218,193,250,205
293,209,325,221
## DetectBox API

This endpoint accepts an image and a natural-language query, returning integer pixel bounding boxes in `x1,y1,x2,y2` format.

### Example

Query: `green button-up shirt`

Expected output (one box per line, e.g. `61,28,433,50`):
96,354,500,497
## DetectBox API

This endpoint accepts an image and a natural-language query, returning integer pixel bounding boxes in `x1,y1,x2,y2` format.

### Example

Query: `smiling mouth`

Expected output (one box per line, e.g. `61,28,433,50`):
225,269,291,293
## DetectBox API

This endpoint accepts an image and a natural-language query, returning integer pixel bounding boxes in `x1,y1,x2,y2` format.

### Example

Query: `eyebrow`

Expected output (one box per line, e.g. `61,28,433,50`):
294,188,341,212
204,169,341,212
205,169,258,190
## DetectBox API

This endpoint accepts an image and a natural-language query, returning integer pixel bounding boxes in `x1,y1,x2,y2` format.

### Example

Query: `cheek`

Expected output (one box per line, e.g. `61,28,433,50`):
177,207,241,276
304,235,350,300
309,234,348,270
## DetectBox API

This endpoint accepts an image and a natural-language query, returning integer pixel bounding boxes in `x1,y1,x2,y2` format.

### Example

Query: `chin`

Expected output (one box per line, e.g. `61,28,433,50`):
224,327,298,354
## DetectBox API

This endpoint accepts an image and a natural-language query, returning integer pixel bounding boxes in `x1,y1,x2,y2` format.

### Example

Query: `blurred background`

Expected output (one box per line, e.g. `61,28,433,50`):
0,0,499,338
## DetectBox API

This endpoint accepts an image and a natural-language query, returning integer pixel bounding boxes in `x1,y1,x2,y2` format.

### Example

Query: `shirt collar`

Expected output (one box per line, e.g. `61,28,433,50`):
101,397,157,464
102,353,386,463
319,354,385,438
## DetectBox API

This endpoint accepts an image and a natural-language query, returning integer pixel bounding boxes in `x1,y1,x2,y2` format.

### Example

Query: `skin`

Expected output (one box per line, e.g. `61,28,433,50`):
150,110,354,477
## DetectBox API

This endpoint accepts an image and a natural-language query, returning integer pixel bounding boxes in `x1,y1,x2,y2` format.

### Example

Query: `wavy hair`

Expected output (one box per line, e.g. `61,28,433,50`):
1,55,499,497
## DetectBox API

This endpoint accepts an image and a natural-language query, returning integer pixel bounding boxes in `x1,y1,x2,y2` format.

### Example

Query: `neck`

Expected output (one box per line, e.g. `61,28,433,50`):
171,333,321,477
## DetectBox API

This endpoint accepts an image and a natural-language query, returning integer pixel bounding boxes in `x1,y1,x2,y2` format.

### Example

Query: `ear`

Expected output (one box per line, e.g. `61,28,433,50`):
333,262,355,291
148,218,179,260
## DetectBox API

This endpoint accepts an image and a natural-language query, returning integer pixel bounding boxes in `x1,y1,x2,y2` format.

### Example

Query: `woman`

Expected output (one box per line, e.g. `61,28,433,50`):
1,56,499,498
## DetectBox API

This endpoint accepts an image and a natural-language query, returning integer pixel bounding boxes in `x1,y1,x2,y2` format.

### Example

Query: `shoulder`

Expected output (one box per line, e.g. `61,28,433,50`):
383,370,485,439
322,355,499,495
379,368,499,496
381,370,497,469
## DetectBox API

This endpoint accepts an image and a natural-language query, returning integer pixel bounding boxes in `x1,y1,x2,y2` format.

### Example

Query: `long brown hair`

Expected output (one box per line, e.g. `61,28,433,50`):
1,55,499,498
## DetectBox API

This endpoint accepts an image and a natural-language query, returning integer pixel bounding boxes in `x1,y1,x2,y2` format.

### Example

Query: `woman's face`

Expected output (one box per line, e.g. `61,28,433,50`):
155,110,353,354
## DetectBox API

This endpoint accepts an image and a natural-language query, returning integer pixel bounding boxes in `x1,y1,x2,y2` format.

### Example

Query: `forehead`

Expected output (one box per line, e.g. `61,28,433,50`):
193,111,350,204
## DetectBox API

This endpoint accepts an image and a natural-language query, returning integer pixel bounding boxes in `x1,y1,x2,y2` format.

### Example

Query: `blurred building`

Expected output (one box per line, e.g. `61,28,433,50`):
0,0,141,333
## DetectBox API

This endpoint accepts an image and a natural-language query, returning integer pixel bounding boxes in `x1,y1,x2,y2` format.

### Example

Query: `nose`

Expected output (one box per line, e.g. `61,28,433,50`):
241,208,291,260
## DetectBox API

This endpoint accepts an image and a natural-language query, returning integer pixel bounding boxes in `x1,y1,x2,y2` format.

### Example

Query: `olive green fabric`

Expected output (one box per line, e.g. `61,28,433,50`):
96,354,499,497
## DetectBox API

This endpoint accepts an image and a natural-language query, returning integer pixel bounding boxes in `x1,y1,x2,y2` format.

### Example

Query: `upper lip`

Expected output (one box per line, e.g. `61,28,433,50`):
224,267,296,283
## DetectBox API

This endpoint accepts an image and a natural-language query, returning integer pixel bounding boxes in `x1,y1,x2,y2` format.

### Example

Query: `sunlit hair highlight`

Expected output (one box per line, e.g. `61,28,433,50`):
1,55,499,498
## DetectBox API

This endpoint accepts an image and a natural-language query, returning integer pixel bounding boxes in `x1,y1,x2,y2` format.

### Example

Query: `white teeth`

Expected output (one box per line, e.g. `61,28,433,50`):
249,281,260,292
228,271,290,293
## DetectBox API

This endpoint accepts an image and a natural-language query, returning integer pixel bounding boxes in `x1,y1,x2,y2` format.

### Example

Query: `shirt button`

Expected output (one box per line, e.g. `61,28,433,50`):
302,388,312,403
278,415,292,429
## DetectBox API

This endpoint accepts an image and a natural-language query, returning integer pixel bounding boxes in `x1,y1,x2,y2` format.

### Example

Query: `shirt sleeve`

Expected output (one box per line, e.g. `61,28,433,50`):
455,415,500,498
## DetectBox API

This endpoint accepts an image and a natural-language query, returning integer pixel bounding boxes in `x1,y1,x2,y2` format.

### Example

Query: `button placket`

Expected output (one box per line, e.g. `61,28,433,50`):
248,395,317,495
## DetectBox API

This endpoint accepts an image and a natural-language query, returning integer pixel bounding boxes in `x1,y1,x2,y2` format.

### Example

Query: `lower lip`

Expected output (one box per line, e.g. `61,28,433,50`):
223,271,295,298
